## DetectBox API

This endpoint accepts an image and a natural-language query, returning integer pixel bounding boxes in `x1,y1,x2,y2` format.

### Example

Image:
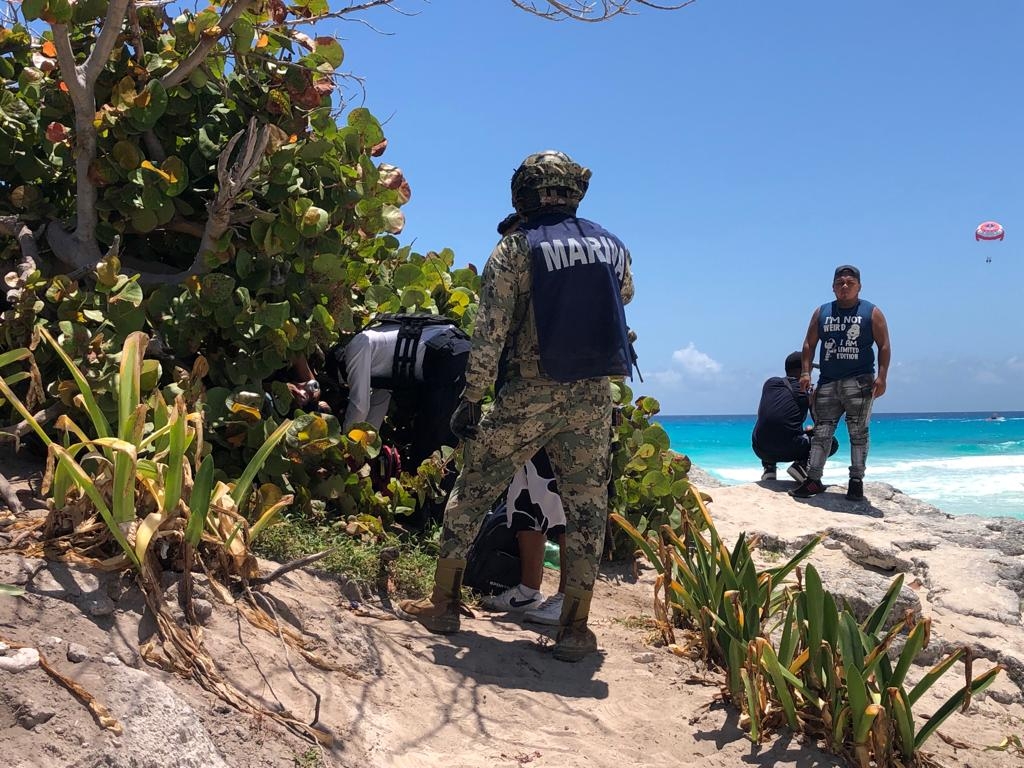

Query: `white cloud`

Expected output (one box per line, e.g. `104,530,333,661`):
671,343,723,377
646,369,684,387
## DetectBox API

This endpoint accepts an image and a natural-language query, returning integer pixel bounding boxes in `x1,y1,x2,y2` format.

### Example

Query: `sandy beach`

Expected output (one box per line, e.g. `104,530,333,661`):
2,454,1023,768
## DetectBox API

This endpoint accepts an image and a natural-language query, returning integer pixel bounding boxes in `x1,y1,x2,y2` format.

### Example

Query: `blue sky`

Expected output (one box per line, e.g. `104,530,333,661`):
332,0,1023,415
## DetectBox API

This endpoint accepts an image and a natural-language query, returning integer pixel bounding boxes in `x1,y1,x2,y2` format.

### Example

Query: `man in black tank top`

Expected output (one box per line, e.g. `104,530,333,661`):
791,265,891,501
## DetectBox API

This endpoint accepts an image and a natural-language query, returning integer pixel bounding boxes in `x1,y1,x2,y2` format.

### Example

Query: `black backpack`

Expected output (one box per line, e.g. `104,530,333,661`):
323,312,470,391
372,312,469,389
463,503,521,596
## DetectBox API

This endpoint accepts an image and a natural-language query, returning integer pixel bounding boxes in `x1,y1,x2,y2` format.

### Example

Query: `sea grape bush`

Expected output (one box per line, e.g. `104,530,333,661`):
0,1,476,511
608,380,703,556
0,0,692,540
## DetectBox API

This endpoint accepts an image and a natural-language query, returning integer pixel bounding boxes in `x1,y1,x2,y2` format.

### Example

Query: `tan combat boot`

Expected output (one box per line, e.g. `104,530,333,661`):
395,557,466,634
553,586,597,662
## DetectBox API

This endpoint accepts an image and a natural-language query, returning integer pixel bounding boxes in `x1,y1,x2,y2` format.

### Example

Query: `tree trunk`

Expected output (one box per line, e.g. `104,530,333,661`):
0,472,24,515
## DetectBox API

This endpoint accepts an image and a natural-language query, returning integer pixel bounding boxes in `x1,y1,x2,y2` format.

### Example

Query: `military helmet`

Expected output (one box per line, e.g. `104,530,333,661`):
510,150,591,214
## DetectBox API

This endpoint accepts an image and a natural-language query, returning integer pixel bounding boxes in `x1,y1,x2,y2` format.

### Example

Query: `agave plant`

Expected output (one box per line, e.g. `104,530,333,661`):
615,489,1005,766
612,487,819,740
770,564,1004,767
1,328,293,574
0,331,336,743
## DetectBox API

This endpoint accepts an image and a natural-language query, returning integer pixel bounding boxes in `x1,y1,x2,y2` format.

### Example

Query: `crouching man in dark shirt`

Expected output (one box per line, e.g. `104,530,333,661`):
752,351,837,483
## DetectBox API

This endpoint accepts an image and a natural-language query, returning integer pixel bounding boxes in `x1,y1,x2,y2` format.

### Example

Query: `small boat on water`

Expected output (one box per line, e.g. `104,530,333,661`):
985,412,1006,422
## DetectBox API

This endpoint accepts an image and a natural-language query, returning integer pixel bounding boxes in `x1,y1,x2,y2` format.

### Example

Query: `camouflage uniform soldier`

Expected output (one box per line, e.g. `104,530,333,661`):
396,151,634,662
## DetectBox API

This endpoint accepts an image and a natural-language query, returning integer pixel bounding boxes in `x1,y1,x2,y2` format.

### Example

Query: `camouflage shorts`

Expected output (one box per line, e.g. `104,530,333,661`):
441,375,612,593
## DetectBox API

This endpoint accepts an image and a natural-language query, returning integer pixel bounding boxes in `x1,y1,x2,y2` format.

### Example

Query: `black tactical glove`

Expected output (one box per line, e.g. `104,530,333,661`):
450,399,482,440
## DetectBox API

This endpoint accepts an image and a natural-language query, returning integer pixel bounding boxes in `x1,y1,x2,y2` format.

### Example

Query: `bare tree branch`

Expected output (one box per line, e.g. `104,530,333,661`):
203,121,270,240
50,23,86,98
508,0,695,21
0,404,63,442
161,0,253,90
44,222,102,275
164,218,206,238
136,121,269,286
0,216,41,305
249,548,337,588
335,0,405,15
83,0,133,84
127,0,146,64
0,472,24,515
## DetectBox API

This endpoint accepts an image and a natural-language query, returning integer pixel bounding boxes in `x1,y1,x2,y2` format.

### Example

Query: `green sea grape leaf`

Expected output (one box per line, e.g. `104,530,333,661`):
49,0,73,23
642,424,670,451
22,0,45,20
131,207,158,233
160,156,188,196
255,301,290,330
392,263,420,289
298,205,329,236
313,37,344,69
400,288,425,309
232,18,254,53
110,280,143,307
347,108,383,146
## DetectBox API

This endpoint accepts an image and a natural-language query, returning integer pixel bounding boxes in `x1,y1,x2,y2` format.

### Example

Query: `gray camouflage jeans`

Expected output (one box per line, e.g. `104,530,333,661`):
807,373,875,481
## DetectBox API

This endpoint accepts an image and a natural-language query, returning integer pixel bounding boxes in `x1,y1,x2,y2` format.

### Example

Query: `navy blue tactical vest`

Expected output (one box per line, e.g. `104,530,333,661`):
817,300,875,384
523,213,631,382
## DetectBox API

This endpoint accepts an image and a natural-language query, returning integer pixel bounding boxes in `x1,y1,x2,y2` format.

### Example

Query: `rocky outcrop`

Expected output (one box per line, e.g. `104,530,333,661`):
702,477,1024,700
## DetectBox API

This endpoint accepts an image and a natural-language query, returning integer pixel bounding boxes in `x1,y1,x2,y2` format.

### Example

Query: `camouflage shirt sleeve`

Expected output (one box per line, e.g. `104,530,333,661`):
620,249,635,305
462,233,529,401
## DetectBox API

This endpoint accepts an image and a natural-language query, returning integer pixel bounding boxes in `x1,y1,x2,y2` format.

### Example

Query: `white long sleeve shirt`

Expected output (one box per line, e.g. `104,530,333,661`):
342,322,456,431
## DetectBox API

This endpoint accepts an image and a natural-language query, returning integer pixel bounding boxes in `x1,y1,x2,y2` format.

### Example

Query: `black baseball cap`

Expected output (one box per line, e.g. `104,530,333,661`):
785,351,818,371
834,265,860,280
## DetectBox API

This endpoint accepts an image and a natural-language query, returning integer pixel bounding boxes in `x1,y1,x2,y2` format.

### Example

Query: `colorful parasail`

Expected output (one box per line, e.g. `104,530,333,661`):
975,221,1004,263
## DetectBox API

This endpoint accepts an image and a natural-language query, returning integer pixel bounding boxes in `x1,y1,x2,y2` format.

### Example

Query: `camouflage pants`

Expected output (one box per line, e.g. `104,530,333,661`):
440,375,612,594
808,374,875,481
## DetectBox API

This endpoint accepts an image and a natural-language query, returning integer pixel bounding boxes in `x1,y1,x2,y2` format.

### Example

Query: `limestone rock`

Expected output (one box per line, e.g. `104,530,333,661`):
67,643,91,663
68,664,230,768
701,478,1024,696
0,646,40,672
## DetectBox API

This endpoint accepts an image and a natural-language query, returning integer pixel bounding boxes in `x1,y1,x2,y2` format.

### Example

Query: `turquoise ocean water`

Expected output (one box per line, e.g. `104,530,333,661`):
660,412,1024,520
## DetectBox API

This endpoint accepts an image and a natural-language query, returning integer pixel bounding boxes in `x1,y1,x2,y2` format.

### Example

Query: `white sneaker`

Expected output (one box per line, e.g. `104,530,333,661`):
524,592,564,625
482,584,544,613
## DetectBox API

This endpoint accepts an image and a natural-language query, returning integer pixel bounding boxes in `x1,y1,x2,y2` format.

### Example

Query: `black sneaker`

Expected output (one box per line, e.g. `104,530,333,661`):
760,468,777,482
786,461,809,483
846,479,864,501
789,479,825,498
